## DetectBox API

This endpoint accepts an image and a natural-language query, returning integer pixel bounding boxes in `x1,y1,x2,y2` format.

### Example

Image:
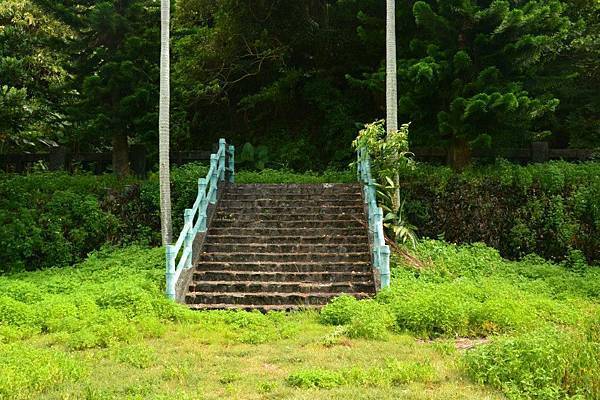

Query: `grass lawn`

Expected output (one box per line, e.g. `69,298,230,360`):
0,243,598,400
28,313,502,400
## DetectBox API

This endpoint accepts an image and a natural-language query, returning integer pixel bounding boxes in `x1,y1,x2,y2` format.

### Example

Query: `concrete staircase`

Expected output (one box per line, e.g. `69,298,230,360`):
185,183,376,311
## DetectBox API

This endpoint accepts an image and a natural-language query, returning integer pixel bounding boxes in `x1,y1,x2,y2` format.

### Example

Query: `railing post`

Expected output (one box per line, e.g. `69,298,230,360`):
228,145,235,183
210,154,218,204
165,245,176,300
219,138,226,181
198,178,207,232
380,245,391,289
375,207,385,245
184,209,194,269
373,206,384,273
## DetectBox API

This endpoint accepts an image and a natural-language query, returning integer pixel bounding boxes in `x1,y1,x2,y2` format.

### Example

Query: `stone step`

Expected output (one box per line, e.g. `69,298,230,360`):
217,205,364,215
194,261,372,273
214,212,364,222
188,304,321,312
222,193,362,201
186,292,372,306
193,270,373,283
211,219,364,229
197,252,370,263
220,199,362,208
208,227,367,236
189,281,375,294
203,243,369,254
204,235,368,245
225,183,361,194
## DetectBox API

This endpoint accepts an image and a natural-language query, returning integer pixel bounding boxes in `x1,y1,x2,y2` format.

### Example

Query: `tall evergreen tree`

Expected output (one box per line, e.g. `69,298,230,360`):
0,0,71,152
358,0,571,169
34,0,160,176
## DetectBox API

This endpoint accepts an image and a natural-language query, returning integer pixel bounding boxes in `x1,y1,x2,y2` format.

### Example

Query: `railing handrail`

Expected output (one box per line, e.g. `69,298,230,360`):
166,138,235,299
356,146,391,289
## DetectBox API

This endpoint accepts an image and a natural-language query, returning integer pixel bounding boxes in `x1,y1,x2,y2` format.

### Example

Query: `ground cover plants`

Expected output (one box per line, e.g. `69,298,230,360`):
0,238,597,399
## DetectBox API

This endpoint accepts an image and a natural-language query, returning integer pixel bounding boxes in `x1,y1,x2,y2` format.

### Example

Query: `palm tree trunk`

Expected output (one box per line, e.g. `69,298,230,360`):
386,0,401,211
159,0,172,245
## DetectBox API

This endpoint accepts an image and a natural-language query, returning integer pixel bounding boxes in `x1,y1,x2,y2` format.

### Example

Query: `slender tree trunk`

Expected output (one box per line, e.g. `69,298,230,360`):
112,132,130,177
447,137,471,171
386,0,400,211
159,0,172,245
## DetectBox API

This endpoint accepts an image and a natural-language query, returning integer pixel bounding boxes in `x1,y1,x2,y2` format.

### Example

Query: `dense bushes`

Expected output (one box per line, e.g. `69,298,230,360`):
320,240,599,399
0,166,354,273
464,328,600,399
323,241,599,338
0,246,189,349
398,160,600,264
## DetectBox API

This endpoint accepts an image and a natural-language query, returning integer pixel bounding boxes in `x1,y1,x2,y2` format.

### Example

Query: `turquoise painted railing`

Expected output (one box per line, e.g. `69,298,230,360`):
166,138,235,299
356,147,391,289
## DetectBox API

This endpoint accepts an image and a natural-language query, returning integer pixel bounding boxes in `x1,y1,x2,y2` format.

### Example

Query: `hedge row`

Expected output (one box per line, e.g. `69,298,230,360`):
399,160,600,264
0,167,354,273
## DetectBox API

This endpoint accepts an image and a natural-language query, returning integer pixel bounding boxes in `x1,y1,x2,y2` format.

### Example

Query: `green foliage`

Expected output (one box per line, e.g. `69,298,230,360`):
319,294,359,326
0,0,71,153
286,359,435,389
399,160,600,263
353,120,417,245
320,297,393,341
378,177,418,247
319,239,599,397
0,246,191,348
0,165,355,272
112,344,158,369
172,0,382,170
328,238,598,341
238,143,270,170
0,343,86,399
353,120,414,181
33,0,164,167
357,0,572,158
464,327,600,399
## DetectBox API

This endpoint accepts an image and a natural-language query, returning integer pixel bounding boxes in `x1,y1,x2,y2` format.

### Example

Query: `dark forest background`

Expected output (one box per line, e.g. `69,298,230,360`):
1,0,598,172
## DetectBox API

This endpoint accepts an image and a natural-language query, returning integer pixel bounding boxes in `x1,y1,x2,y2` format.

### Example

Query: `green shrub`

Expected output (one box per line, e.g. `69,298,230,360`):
325,240,599,340
0,246,192,349
286,359,435,389
112,344,158,369
345,300,394,340
0,343,86,399
319,294,359,325
287,368,344,389
398,161,600,264
0,165,355,272
464,327,600,399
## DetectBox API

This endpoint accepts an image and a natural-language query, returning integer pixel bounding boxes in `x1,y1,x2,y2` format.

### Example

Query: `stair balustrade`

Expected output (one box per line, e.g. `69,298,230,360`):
356,147,391,289
166,138,235,299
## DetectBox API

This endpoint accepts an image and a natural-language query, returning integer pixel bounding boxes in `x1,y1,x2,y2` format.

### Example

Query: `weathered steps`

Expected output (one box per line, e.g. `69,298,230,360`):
193,271,373,282
189,281,375,294
204,235,368,245
211,220,363,229
186,183,375,311
203,243,369,253
197,252,370,262
186,292,372,306
214,212,363,221
208,227,367,236
194,261,372,273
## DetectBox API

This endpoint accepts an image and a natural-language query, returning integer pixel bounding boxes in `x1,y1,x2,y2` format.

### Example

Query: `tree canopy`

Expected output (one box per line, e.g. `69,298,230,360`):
1,0,598,171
